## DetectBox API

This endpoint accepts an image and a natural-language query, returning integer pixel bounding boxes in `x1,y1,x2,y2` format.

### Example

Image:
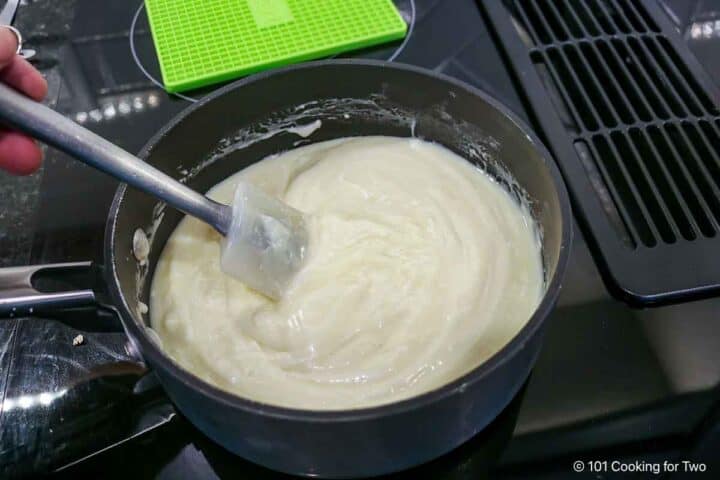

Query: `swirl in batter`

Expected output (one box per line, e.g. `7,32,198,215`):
150,137,544,410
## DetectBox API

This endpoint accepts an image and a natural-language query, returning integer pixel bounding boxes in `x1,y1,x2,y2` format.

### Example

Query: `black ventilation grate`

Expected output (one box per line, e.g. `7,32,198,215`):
483,0,720,305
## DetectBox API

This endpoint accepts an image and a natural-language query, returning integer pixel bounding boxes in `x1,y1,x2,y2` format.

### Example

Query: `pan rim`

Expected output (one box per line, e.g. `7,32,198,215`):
106,58,572,422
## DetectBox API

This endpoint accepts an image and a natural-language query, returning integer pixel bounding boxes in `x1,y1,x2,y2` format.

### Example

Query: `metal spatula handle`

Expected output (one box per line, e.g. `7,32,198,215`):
0,83,231,235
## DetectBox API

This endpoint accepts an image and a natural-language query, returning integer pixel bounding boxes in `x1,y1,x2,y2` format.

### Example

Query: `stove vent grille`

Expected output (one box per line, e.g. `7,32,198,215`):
484,0,720,304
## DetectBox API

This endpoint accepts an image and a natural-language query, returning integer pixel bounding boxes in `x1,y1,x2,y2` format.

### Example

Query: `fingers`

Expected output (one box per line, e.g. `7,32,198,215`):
0,130,43,175
0,27,47,174
0,27,18,69
0,27,47,100
1,55,47,101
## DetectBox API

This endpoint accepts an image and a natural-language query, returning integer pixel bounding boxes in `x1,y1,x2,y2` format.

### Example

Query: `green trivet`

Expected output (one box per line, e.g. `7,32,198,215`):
144,0,407,92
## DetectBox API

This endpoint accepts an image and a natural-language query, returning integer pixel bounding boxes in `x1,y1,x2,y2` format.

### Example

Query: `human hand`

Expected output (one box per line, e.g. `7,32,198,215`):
0,27,48,175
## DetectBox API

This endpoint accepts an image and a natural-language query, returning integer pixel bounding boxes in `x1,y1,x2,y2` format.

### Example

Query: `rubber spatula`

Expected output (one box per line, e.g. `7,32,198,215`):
0,83,307,299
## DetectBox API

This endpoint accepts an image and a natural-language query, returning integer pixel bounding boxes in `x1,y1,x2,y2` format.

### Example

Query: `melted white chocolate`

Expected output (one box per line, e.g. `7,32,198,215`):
150,137,543,410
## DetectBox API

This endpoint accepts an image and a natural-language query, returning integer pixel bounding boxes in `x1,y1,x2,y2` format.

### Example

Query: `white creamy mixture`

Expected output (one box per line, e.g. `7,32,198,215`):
150,136,543,410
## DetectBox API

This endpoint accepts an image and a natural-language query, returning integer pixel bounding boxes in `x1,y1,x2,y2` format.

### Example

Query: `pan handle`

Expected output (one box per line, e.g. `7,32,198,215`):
0,262,96,317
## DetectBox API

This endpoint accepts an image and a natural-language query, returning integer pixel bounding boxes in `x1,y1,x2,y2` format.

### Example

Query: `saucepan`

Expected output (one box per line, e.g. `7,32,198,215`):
0,60,571,477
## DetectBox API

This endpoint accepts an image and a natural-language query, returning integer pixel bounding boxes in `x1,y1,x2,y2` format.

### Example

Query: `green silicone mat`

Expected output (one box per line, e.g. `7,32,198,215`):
144,0,408,92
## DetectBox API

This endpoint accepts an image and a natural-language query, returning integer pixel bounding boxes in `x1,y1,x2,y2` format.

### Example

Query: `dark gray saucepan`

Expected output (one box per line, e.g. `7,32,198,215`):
2,60,572,477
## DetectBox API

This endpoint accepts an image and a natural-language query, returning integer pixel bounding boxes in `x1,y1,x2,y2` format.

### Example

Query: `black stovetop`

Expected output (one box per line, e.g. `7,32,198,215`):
2,1,720,478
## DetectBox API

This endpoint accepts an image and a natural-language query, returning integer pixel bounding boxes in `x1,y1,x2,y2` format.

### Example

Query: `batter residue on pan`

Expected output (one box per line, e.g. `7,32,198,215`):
150,136,544,410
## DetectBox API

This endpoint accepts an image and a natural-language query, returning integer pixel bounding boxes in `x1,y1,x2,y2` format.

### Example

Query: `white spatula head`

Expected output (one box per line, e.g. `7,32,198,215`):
220,181,308,299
